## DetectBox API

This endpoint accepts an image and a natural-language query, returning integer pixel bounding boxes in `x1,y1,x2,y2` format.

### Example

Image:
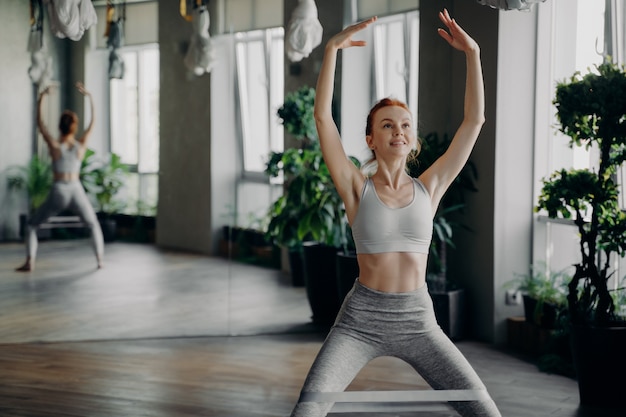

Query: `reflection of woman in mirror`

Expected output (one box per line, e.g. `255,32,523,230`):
16,82,104,272
290,9,501,417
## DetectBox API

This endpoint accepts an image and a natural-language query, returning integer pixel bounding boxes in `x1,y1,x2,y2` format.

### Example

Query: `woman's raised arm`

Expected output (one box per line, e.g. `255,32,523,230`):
420,9,485,213
36,86,57,151
76,82,95,146
314,17,376,203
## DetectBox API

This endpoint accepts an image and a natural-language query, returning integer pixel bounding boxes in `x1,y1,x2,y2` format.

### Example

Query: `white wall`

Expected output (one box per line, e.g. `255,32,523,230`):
0,0,36,240
493,7,539,342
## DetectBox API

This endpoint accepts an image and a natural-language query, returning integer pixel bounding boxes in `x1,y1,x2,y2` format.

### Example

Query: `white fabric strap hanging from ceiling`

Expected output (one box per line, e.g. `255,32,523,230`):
184,3,216,76
44,0,98,41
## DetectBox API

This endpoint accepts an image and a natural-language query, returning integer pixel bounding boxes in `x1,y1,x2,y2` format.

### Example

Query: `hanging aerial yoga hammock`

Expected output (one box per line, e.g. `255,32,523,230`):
44,0,97,41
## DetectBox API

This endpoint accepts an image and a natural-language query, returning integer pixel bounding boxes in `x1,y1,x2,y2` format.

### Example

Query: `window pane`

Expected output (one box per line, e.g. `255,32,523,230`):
109,45,160,215
138,48,160,174
139,173,158,216
616,1,626,64
243,40,269,172
547,0,605,175
118,172,139,214
111,51,138,165
358,0,418,19
407,12,419,120
575,0,604,72
374,19,407,103
573,0,604,171
235,28,284,175
372,12,419,120
269,30,284,153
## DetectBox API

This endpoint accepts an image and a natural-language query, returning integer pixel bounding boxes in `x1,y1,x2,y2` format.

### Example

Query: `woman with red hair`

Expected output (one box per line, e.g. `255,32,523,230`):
290,9,501,417
16,82,104,272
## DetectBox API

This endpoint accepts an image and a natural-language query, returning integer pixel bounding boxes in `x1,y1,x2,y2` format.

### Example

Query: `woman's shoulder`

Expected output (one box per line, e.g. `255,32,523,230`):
412,175,433,197
46,137,61,149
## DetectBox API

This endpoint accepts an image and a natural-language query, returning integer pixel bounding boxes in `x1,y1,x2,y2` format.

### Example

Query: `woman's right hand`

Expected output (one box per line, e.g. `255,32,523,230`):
75,81,91,96
327,16,377,51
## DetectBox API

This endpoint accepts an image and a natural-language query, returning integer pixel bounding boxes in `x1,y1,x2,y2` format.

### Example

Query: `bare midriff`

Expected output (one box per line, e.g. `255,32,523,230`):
356,252,428,293
54,172,79,182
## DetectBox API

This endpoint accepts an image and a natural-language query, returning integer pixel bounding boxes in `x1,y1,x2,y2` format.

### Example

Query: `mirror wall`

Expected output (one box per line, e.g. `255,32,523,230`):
0,0,420,345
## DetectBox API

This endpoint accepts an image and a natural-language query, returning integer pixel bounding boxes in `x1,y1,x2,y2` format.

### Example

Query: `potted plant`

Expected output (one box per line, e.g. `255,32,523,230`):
82,150,128,242
264,87,320,287
508,263,569,329
5,154,53,239
536,61,626,407
407,132,478,340
507,263,576,377
265,86,347,324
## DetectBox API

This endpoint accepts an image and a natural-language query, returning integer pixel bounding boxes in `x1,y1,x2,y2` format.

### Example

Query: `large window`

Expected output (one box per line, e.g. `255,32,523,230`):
234,27,284,178
540,0,625,180
372,10,419,119
110,44,160,215
534,0,626,283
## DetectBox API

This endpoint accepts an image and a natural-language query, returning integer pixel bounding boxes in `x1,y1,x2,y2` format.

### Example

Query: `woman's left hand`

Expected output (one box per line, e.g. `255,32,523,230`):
437,8,479,53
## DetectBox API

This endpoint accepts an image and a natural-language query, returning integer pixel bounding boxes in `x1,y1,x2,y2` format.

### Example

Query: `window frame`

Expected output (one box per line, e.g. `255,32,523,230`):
532,0,626,286
233,26,284,182
371,10,419,121
109,42,160,216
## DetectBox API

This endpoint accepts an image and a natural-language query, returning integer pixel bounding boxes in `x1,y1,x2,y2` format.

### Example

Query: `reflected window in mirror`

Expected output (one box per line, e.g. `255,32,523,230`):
372,10,419,120
234,27,285,179
110,44,160,216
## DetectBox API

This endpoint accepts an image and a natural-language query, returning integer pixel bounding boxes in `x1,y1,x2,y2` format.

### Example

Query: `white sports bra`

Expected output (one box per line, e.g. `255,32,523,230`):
351,178,433,254
52,142,82,175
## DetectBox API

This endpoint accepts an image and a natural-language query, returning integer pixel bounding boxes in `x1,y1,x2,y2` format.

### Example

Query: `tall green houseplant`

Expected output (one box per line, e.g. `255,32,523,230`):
6,155,53,214
536,61,626,406
82,150,129,216
265,86,349,250
265,86,354,323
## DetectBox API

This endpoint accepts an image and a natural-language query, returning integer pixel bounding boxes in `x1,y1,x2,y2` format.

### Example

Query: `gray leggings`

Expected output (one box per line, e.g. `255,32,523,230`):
291,280,501,417
26,180,104,262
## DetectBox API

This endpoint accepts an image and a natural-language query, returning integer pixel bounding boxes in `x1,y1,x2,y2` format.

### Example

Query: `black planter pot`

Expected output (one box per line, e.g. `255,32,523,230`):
222,225,242,242
302,242,341,326
288,248,305,287
97,215,117,243
570,324,626,408
523,294,560,329
336,251,359,304
111,213,156,242
19,214,51,240
430,288,466,340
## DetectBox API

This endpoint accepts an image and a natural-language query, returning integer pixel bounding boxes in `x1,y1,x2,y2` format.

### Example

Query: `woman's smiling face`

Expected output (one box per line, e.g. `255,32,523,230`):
366,105,416,156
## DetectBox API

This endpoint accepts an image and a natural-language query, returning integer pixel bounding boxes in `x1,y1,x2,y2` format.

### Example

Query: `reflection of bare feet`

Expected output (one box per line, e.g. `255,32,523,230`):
15,262,33,272
97,257,103,269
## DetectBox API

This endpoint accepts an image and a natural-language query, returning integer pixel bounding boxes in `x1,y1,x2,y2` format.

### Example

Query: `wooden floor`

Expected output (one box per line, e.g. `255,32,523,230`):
0,239,624,416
